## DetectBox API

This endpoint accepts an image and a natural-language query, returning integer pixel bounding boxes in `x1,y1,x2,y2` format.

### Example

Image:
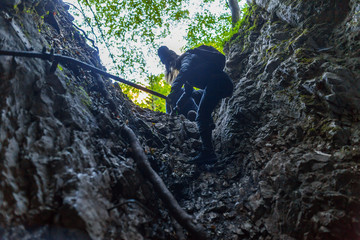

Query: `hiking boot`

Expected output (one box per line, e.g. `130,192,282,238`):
187,150,217,165
187,110,197,121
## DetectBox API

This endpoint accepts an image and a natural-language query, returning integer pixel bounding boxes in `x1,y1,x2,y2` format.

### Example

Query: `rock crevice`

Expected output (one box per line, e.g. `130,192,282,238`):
0,0,359,239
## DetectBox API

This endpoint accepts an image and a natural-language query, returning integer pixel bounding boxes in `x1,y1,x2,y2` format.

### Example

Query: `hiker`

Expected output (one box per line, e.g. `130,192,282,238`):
157,47,199,121
158,45,233,164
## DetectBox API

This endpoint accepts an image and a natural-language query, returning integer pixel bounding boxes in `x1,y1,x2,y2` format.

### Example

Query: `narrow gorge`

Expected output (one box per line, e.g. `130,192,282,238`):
0,0,359,239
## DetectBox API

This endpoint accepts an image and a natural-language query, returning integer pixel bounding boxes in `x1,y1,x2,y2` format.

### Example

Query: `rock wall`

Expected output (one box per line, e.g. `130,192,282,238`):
0,0,359,239
0,1,177,239
212,0,360,239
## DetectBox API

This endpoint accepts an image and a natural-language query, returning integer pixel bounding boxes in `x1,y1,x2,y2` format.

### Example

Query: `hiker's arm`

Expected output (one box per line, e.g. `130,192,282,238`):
175,83,193,109
171,76,185,93
171,53,192,92
165,100,172,114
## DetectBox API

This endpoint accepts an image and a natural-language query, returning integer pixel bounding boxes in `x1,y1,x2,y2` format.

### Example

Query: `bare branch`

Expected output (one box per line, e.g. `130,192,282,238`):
121,125,208,239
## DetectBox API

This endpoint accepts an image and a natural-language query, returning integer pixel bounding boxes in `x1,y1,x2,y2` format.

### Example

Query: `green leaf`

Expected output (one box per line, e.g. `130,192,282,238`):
71,0,246,111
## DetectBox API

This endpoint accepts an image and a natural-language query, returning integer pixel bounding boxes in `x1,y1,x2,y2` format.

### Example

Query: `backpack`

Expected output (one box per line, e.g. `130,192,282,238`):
191,45,226,70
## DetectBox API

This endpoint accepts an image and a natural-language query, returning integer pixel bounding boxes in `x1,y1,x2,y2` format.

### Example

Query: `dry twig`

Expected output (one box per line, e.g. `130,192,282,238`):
121,124,208,240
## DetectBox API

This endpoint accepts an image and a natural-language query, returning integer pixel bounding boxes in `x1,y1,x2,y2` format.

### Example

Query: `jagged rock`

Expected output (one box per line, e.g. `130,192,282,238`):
1,0,21,7
1,0,360,239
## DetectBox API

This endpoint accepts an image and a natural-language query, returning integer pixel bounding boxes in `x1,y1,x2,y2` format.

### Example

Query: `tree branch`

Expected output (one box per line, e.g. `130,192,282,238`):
121,125,208,239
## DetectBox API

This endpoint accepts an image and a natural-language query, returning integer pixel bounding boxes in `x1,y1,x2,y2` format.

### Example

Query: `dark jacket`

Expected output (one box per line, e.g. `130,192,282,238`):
171,49,233,103
172,52,215,92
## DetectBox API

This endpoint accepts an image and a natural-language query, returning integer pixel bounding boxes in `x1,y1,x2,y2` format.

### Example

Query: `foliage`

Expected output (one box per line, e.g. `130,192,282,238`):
184,2,251,52
75,0,191,75
119,74,171,112
185,8,231,52
229,4,258,42
146,74,171,112
70,0,247,112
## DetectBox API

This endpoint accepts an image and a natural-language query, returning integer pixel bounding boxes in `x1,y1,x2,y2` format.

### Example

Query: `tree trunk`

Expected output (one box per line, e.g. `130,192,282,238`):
229,0,241,27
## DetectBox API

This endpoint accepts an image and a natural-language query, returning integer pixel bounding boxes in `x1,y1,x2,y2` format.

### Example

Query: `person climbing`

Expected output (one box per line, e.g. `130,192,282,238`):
157,46,199,121
158,45,234,165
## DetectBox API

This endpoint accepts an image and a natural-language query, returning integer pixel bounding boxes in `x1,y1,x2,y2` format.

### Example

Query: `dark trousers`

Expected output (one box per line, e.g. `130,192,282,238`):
166,88,198,116
195,71,233,134
167,71,233,152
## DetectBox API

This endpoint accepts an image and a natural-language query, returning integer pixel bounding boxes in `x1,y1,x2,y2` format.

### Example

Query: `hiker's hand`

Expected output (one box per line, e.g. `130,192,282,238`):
167,92,175,104
171,106,179,116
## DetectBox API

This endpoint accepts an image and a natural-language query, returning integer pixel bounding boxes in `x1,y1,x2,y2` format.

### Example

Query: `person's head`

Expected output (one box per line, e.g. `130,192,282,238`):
158,46,178,66
158,46,179,85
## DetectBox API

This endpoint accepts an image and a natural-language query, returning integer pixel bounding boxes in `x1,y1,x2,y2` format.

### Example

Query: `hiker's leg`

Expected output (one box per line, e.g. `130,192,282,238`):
214,71,234,98
188,73,233,165
188,84,222,164
192,71,232,121
191,89,204,106
196,85,221,133
177,92,198,120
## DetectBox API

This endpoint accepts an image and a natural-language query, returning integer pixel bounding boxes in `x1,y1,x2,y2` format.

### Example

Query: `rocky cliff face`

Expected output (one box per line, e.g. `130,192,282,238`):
0,0,359,239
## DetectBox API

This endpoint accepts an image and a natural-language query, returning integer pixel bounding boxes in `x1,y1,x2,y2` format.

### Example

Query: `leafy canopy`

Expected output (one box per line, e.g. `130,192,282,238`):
70,0,245,112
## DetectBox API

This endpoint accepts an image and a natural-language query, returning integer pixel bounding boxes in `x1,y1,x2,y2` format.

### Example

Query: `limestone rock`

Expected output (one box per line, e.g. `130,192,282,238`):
0,0,360,239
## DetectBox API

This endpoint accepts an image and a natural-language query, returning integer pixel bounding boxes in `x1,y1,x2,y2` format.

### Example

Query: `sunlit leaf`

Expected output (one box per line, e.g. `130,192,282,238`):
70,0,246,111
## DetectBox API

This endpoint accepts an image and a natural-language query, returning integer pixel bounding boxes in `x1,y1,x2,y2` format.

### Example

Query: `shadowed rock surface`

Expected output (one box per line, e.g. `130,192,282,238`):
0,0,359,239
